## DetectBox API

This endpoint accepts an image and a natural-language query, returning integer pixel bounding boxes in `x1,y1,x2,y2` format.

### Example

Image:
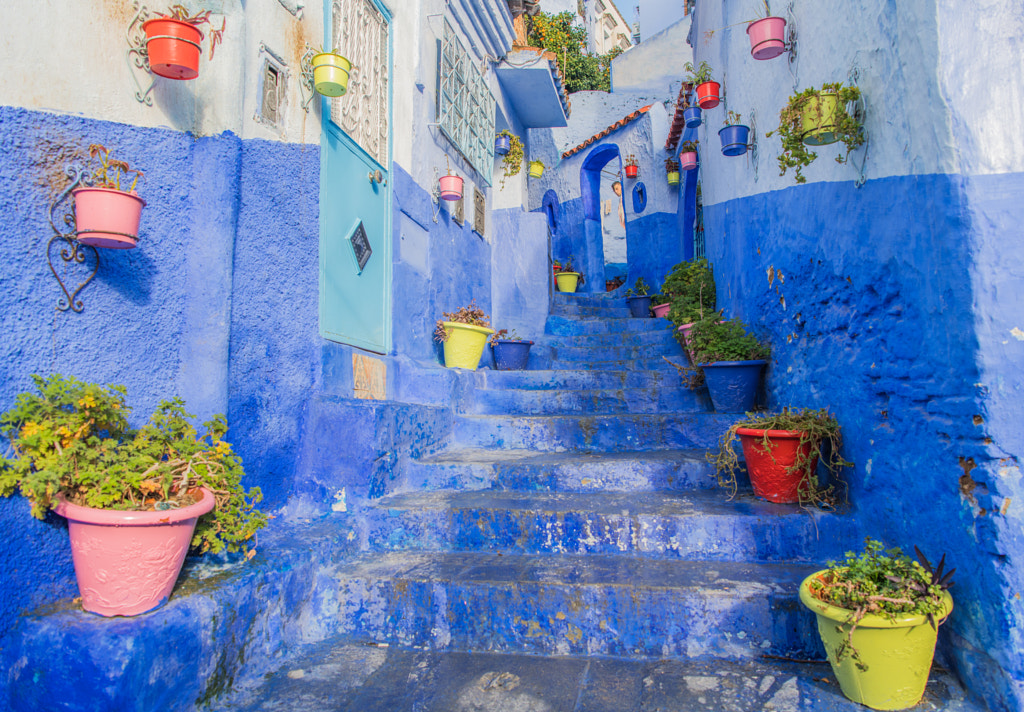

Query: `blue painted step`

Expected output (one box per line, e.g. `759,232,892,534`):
479,368,682,391
551,302,635,318
330,551,824,660
403,448,718,492
546,315,671,335
542,327,678,348
363,489,858,563
547,356,689,371
550,342,682,362
452,413,735,451
466,386,709,415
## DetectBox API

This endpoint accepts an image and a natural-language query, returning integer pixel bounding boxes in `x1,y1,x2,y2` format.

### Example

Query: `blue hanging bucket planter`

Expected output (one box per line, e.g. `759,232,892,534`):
626,295,653,318
719,124,751,157
700,360,766,412
683,106,702,128
492,340,533,370
495,134,511,156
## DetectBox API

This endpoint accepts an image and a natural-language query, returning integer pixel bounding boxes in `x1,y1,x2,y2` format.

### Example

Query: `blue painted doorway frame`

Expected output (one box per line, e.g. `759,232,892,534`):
319,0,394,354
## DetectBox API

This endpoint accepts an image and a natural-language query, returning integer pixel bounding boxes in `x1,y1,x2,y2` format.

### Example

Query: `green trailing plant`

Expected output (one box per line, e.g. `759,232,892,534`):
766,82,864,183
489,328,528,346
806,538,955,668
679,140,699,154
724,110,743,127
0,374,266,555
87,144,144,192
687,311,770,364
160,5,226,60
662,259,716,330
709,406,852,506
682,60,715,85
650,293,669,307
625,277,651,297
433,300,492,342
497,130,524,188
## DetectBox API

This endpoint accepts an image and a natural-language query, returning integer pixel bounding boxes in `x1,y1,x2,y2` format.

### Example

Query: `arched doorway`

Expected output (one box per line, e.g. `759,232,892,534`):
579,144,627,293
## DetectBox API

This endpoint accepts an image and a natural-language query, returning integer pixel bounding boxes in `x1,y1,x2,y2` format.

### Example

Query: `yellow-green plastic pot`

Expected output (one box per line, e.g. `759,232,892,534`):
528,161,545,178
799,571,953,710
555,272,580,293
666,171,680,186
312,52,352,97
801,92,841,146
441,321,494,370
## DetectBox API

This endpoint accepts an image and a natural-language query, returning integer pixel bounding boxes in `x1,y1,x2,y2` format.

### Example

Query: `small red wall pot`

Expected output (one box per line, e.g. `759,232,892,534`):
696,81,721,109
736,428,819,503
624,164,639,179
142,18,203,80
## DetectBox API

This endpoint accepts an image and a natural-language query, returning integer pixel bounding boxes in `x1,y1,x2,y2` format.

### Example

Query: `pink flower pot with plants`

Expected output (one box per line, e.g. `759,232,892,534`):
73,187,146,249
747,17,787,60
652,303,671,319
439,174,463,201
680,152,698,171
53,487,215,617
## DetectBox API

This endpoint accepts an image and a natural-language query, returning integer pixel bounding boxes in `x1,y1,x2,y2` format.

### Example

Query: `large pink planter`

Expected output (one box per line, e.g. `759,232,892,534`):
747,17,787,60
54,488,215,617
73,187,145,249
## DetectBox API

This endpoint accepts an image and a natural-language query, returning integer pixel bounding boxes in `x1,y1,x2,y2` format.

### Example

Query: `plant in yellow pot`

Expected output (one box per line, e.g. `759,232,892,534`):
553,257,583,293
434,301,494,370
799,538,955,710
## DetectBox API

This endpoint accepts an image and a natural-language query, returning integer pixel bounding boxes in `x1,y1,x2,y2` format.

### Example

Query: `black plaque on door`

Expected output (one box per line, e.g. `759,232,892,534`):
348,221,372,273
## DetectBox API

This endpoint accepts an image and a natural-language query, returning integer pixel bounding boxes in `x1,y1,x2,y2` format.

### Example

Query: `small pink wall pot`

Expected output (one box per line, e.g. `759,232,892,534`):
747,17,787,60
53,487,215,617
72,187,145,249
679,151,698,171
439,174,464,201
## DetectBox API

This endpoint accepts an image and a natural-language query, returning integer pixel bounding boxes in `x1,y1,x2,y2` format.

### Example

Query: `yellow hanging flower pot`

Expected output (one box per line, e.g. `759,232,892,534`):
312,52,352,97
800,91,841,146
441,322,495,370
528,161,545,178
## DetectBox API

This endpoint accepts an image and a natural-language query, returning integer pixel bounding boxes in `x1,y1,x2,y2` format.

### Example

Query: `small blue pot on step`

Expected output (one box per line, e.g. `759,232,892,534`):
700,359,766,412
719,124,751,156
492,340,533,370
626,295,653,318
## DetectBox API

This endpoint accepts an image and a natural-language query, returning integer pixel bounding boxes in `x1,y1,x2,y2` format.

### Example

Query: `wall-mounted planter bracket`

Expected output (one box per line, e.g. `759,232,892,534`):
46,165,99,313
299,45,317,112
126,2,157,105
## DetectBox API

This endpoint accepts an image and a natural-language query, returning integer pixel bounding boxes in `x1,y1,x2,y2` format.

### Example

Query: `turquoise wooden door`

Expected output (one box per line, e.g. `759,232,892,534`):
320,0,392,353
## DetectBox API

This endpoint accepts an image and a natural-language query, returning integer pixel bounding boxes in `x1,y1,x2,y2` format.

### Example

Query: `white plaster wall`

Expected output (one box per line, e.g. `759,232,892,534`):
612,14,692,95
638,0,687,41
549,89,670,156
0,0,322,144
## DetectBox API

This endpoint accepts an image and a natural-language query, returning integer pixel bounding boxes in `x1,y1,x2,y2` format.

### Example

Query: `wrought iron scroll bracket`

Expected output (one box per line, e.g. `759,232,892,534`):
300,45,317,112
748,109,759,182
47,165,99,313
848,65,869,188
126,2,157,105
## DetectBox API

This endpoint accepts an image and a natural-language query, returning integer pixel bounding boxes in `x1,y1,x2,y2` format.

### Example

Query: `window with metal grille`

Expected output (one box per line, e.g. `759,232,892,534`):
255,44,288,132
473,188,486,236
437,20,496,184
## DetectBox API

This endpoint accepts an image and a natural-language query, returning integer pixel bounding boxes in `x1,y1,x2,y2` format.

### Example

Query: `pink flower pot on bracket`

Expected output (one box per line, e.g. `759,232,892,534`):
439,174,463,201
680,151,698,171
747,17,787,60
53,488,215,617
73,187,146,249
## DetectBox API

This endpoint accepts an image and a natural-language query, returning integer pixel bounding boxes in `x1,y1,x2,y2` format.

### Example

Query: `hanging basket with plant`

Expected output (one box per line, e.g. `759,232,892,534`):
497,131,524,188
665,157,681,185
434,301,494,370
624,154,639,179
73,144,146,250
719,111,751,157
311,46,352,97
143,6,226,80
678,142,698,172
683,61,720,109
767,82,865,183
747,2,787,60
528,160,546,179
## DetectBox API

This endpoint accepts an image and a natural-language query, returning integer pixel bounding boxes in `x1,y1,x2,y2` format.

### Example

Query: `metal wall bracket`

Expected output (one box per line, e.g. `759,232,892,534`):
748,109,759,182
299,45,317,112
126,2,157,105
848,66,869,188
47,165,99,313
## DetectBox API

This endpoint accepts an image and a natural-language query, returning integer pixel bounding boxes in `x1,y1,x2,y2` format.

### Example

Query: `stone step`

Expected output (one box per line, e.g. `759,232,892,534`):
542,327,678,348
550,341,682,362
328,551,824,659
545,315,670,336
553,292,630,307
452,413,734,452
479,368,682,391
465,385,709,415
210,638,982,712
551,302,634,318
547,356,689,372
404,448,718,492
363,489,857,563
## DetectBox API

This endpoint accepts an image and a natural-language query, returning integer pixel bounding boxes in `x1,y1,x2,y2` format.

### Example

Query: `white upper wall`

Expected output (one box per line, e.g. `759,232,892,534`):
637,0,687,41
612,14,691,95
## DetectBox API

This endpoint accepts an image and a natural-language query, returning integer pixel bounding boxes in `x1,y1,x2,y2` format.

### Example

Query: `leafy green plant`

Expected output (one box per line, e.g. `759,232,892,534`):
687,311,770,364
679,141,699,154
87,144,144,193
662,259,715,329
526,11,622,93
682,60,715,85
434,300,492,342
0,374,266,555
665,157,680,173
497,130,524,188
489,328,529,346
806,538,955,667
766,82,864,183
625,277,651,297
709,406,851,505
160,5,226,60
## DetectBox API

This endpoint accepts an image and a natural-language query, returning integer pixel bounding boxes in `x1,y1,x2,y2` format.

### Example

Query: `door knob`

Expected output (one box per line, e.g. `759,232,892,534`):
368,169,384,184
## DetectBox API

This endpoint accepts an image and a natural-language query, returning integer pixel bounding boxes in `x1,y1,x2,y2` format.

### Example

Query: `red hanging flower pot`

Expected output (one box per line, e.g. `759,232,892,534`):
143,18,204,80
624,164,639,179
696,81,721,109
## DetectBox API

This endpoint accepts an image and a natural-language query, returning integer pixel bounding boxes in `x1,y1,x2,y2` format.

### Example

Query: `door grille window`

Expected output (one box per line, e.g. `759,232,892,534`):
438,20,496,184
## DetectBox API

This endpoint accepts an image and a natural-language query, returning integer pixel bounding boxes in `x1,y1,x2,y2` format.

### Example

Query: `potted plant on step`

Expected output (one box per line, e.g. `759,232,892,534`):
710,407,851,504
625,277,653,317
490,329,534,371
665,157,681,185
0,374,267,617
434,301,494,369
683,61,720,109
800,539,955,710
767,82,865,183
662,259,716,360
311,45,352,97
687,312,770,412
528,160,546,178
650,293,671,319
679,141,699,172
73,144,146,250
747,2,787,60
143,6,226,80
624,154,639,179
719,111,751,157
554,257,583,293
497,130,524,188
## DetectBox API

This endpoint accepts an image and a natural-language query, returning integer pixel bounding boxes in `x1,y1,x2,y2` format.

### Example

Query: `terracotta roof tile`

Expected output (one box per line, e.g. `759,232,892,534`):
665,83,694,152
561,104,652,159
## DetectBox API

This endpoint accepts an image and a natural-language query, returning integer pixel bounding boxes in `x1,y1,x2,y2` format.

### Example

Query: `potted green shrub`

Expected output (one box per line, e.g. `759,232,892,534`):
709,407,851,504
624,277,653,317
143,6,226,80
73,144,146,250
434,300,494,370
0,374,267,617
650,293,671,319
682,60,719,109
489,329,533,371
496,130,524,188
767,82,865,183
553,257,583,293
687,312,770,412
662,259,716,358
800,539,955,710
